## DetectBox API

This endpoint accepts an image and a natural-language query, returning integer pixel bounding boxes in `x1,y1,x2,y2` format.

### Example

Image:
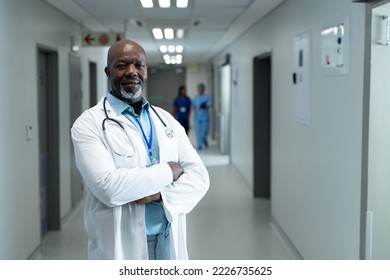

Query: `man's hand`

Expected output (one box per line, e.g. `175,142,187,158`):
136,192,162,204
168,161,184,181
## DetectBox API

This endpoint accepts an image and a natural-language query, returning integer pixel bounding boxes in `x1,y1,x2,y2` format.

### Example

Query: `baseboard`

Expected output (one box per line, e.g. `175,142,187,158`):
270,216,303,260
28,245,42,260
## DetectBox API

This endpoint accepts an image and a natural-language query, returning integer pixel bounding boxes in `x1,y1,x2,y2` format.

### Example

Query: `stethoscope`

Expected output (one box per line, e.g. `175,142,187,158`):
102,97,175,138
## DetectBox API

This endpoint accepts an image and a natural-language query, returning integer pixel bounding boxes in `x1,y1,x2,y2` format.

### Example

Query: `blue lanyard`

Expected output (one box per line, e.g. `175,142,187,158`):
133,110,153,158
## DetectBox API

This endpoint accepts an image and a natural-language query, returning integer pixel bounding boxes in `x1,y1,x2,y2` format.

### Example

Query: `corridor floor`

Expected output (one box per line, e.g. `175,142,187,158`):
39,139,294,260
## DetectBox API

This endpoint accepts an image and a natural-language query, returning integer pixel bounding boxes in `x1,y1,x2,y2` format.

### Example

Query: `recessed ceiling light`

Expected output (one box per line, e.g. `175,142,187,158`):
160,45,168,52
176,0,188,8
152,28,163,39
164,28,174,40
158,0,171,8
176,29,185,38
176,45,184,53
140,0,153,8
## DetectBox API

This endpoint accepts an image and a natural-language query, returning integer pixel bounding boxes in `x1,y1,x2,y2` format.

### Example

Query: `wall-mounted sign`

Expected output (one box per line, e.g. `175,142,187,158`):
82,32,125,47
321,15,350,76
293,31,311,126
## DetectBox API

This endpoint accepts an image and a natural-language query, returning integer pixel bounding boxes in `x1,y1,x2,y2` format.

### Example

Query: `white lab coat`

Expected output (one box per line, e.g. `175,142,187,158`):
71,97,209,260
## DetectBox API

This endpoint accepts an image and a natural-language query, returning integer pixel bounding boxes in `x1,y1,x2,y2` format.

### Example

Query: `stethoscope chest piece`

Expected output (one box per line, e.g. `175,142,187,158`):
165,127,175,138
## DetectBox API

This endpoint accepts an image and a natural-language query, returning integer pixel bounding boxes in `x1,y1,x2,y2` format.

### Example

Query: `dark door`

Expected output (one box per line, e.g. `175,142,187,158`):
37,48,60,233
89,61,98,107
253,54,271,198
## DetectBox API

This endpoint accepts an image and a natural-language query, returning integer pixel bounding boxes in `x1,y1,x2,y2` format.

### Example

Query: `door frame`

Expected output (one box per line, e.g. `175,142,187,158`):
37,45,60,231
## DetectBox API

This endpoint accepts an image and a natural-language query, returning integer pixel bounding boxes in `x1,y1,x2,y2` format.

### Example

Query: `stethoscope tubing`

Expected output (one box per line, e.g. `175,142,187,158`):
102,97,124,130
102,97,171,136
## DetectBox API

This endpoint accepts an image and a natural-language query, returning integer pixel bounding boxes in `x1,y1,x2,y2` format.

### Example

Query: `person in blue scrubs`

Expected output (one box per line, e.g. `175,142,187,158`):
192,83,212,150
172,85,191,134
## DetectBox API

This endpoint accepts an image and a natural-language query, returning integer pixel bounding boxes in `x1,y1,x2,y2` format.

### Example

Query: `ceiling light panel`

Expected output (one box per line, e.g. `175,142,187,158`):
176,28,185,38
158,0,171,8
164,28,174,39
140,0,153,8
152,28,163,39
140,0,189,9
159,45,168,52
176,45,184,53
176,0,188,8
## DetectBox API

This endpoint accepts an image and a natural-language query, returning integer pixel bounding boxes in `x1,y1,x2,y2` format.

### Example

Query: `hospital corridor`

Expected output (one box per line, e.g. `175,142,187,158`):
2,0,390,262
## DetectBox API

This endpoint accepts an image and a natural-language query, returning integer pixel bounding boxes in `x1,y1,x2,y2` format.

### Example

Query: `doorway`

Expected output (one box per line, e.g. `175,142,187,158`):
37,47,60,234
89,61,97,107
69,53,84,207
253,54,271,198
147,66,186,113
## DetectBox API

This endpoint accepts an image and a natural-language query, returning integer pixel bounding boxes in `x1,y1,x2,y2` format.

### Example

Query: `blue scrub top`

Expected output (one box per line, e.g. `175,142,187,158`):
192,93,211,121
173,96,191,121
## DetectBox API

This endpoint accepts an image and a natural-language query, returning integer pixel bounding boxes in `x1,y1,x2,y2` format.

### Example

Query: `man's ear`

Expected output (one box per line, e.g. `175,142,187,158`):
104,66,110,77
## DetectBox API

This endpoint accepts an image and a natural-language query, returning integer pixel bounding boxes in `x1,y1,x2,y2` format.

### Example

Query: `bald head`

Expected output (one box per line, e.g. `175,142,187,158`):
107,39,146,67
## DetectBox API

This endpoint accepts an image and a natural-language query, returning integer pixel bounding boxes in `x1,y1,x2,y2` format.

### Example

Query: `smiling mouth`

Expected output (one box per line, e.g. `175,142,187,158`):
122,80,139,86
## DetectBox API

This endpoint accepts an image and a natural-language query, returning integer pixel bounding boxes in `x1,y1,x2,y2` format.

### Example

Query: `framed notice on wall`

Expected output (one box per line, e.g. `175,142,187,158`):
293,31,311,126
321,15,350,76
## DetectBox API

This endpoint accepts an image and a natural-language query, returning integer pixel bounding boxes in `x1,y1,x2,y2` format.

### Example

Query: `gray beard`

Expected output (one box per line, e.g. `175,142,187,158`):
120,84,143,101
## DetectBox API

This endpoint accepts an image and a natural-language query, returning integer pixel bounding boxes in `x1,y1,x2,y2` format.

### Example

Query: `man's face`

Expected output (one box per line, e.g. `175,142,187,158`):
105,41,147,103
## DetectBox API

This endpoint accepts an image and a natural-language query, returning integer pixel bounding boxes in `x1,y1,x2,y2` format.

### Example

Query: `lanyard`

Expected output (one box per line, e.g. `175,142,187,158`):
133,110,153,158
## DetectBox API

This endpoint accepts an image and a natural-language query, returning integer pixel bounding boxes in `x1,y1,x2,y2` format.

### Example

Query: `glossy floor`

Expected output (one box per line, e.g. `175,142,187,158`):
39,138,294,260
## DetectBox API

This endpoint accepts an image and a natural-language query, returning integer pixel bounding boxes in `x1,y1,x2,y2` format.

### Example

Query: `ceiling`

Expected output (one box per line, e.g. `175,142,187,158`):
44,0,285,66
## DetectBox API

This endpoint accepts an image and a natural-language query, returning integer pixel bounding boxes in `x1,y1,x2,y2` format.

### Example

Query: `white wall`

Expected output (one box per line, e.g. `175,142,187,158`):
367,5,390,260
211,0,367,259
0,0,107,259
79,47,110,108
186,64,210,99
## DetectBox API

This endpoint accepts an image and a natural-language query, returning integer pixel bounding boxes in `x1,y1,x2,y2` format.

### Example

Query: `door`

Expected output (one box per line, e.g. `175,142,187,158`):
38,52,49,236
253,54,271,198
366,2,390,259
89,61,98,107
37,48,60,233
69,53,84,207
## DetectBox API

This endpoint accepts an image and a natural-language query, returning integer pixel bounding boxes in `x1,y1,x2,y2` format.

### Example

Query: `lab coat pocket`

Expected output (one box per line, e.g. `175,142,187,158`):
104,124,135,158
87,208,115,259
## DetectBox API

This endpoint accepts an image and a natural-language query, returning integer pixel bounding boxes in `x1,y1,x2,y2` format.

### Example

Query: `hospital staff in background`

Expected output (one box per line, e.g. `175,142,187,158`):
71,39,209,260
192,83,212,150
172,85,191,134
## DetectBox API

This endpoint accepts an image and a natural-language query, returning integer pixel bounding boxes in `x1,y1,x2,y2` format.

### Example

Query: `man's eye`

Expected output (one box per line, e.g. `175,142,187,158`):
116,64,126,69
135,63,145,69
